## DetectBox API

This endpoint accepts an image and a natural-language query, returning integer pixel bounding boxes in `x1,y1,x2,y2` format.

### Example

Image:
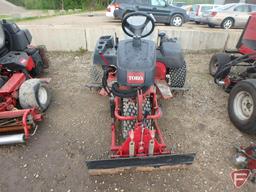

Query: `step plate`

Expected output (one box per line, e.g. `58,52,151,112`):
155,80,173,99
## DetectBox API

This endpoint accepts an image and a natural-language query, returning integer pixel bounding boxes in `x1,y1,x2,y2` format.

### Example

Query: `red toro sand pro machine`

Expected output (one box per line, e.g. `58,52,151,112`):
86,12,195,175
0,20,51,145
209,12,256,134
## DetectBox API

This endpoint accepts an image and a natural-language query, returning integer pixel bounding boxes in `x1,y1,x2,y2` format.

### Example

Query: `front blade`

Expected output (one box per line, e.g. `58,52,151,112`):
86,153,196,176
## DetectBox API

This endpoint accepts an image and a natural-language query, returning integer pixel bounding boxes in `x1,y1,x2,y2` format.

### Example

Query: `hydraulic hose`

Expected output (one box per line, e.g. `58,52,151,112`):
102,66,111,96
111,82,148,98
99,52,149,98
214,53,256,84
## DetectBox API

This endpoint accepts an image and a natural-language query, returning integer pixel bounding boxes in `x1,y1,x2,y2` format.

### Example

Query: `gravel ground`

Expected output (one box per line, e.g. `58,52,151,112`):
0,52,255,192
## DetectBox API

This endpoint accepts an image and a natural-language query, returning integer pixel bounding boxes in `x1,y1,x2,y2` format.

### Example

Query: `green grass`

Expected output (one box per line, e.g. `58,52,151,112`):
0,15,9,19
11,16,53,23
11,7,105,23
10,9,98,23
6,0,108,10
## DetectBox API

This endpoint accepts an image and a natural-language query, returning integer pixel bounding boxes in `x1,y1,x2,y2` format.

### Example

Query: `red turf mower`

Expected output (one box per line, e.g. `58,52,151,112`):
209,13,256,134
86,12,195,175
0,20,51,145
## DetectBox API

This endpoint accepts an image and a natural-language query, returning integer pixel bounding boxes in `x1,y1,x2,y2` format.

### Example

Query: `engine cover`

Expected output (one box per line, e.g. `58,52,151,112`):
117,39,156,87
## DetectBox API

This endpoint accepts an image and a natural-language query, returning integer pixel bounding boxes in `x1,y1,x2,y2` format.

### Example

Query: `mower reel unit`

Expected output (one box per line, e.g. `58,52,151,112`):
209,13,256,134
0,20,51,145
87,12,195,175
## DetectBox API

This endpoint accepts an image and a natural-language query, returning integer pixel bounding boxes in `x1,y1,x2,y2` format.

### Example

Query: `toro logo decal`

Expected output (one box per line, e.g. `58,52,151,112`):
230,169,251,188
127,72,145,84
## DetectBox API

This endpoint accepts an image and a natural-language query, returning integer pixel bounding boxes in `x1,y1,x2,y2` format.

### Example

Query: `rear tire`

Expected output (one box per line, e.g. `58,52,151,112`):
19,79,51,112
208,24,215,28
228,80,256,134
168,61,186,88
121,99,137,139
170,14,183,27
121,98,152,139
209,53,231,77
195,21,200,24
37,45,50,69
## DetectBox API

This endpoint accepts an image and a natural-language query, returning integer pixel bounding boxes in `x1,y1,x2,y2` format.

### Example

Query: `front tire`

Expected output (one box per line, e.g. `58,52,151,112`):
221,18,234,29
228,80,256,134
170,14,183,27
209,53,231,76
121,98,152,139
19,79,51,112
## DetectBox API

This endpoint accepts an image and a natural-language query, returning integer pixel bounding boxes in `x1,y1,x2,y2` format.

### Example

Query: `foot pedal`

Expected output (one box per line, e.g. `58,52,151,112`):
155,80,173,99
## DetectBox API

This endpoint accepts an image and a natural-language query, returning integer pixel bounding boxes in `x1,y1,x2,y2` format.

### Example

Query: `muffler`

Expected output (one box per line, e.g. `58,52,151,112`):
0,134,25,145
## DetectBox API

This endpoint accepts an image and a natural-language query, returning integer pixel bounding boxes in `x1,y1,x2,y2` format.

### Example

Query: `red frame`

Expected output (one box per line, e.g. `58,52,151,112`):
0,56,43,140
0,109,42,139
242,144,256,170
98,49,174,158
110,86,170,158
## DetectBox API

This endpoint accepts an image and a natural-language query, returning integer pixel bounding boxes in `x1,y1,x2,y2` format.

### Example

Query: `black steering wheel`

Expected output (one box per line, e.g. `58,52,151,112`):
122,12,155,38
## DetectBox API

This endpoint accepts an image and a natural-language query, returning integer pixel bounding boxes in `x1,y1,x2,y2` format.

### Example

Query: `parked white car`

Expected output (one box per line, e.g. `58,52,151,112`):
181,5,192,16
206,3,256,29
106,2,119,17
190,4,221,24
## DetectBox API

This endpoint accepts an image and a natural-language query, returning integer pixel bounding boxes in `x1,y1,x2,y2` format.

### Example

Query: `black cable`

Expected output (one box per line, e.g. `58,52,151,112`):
214,53,256,83
111,82,148,98
102,66,111,96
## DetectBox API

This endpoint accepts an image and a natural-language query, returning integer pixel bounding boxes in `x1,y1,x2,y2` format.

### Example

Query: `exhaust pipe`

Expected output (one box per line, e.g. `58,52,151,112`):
0,134,25,145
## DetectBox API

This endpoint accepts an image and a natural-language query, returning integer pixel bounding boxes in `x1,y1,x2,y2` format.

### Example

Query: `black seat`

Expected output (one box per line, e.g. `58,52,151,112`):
0,23,29,71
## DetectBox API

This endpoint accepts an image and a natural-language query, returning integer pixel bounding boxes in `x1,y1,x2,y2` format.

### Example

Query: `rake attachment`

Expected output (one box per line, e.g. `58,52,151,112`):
86,153,195,176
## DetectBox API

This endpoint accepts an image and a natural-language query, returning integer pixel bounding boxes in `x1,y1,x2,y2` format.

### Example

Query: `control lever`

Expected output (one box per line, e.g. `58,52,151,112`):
157,32,166,47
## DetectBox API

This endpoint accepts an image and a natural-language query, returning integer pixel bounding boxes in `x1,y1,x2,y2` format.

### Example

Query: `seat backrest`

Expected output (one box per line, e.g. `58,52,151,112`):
0,23,4,50
117,39,156,87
